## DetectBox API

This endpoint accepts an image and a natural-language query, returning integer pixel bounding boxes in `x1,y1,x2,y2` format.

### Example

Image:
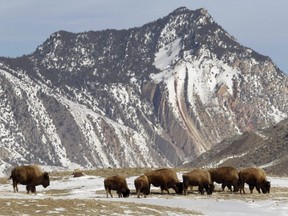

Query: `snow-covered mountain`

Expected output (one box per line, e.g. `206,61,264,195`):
0,7,287,175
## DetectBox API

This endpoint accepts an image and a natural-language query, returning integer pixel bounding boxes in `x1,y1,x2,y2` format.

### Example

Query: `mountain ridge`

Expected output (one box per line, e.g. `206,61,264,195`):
0,7,287,175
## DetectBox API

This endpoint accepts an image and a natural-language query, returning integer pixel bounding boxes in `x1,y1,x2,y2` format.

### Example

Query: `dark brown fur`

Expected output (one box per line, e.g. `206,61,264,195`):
73,171,85,178
9,165,50,194
134,175,150,198
182,169,214,195
238,167,270,194
104,175,130,198
209,166,239,192
144,168,183,194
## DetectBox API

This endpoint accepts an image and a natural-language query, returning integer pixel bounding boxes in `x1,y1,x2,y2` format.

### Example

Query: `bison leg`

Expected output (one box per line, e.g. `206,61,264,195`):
136,189,140,198
190,186,194,193
255,185,261,194
227,184,233,192
31,186,36,194
249,185,255,194
160,186,169,194
12,181,18,193
26,185,30,194
26,185,36,194
221,183,227,191
198,185,204,195
117,189,123,198
106,189,113,198
239,183,246,194
183,186,188,195
26,185,31,194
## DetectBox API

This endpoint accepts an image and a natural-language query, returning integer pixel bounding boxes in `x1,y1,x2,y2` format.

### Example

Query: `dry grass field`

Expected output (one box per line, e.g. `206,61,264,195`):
0,198,200,216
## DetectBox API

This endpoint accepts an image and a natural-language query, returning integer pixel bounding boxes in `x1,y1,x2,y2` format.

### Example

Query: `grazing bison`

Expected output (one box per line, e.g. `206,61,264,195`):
104,175,130,198
182,169,214,195
209,166,239,192
9,165,50,194
238,167,270,194
144,168,183,194
134,175,150,198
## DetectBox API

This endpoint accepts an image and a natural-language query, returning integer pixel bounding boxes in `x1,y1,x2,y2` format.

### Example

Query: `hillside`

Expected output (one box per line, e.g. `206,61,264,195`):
182,118,288,176
0,7,287,175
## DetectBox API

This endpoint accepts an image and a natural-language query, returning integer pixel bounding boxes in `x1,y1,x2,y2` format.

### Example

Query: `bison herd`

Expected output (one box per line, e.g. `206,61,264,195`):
8,165,271,198
104,166,271,198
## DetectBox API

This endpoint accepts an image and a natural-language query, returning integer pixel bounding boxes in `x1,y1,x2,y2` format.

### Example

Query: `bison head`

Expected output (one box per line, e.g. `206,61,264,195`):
122,188,130,197
175,182,184,194
207,184,215,195
233,184,240,192
42,172,50,188
261,181,271,194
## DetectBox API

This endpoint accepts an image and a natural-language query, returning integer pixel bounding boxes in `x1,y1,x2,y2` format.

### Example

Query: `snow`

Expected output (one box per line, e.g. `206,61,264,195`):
1,172,287,215
269,105,287,122
184,49,240,105
152,45,240,107
205,152,249,168
0,64,161,169
154,38,181,71
151,45,242,131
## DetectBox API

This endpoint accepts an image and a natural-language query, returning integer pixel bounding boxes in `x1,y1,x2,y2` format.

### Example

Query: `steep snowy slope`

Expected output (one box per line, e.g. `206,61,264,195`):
0,7,287,175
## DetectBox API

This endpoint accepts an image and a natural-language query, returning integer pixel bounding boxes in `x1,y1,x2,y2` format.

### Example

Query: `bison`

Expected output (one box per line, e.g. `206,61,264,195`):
72,171,85,178
182,169,214,195
134,175,150,198
209,166,239,192
144,168,183,194
8,165,50,194
104,175,130,198
238,167,270,194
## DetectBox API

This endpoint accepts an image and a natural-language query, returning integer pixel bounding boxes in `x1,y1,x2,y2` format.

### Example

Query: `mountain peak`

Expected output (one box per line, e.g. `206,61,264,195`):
171,6,190,14
0,7,287,174
170,7,208,15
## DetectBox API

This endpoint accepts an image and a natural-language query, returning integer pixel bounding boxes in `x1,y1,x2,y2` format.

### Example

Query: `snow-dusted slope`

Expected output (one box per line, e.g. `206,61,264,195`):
0,7,287,175
0,65,169,172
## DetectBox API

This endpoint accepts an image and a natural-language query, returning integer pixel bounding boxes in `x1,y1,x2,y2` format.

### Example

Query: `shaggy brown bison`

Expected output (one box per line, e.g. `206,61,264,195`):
134,175,150,198
9,165,50,194
209,166,239,192
144,168,183,194
238,167,270,194
182,169,214,195
104,175,130,198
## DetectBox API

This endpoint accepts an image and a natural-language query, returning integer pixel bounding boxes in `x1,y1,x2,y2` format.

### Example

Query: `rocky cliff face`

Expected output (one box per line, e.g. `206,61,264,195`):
0,7,287,174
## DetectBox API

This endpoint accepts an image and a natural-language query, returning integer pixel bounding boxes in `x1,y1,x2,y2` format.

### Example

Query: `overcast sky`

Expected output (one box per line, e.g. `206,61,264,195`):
0,0,287,73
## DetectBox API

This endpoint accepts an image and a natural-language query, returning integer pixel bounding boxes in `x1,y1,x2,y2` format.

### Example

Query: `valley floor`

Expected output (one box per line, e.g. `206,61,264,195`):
0,169,287,215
